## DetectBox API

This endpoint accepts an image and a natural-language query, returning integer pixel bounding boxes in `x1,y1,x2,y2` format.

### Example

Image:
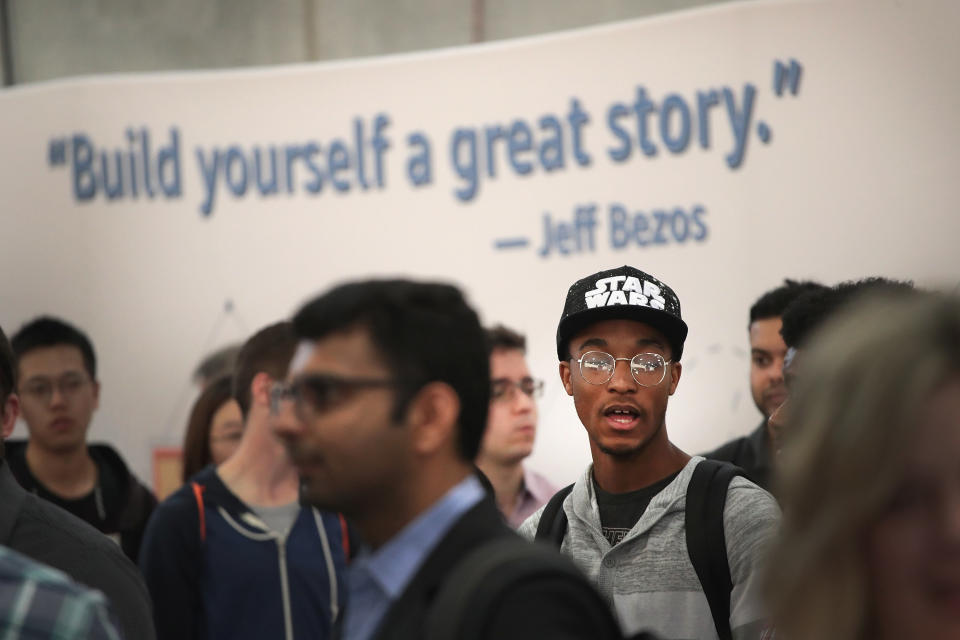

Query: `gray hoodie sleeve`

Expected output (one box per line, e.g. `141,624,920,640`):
516,504,546,541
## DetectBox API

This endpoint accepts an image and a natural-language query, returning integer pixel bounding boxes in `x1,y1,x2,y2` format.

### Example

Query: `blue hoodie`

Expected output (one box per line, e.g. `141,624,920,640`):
139,465,349,640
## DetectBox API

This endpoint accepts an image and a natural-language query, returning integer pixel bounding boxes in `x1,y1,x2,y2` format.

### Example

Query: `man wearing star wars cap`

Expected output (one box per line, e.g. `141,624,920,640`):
519,266,779,640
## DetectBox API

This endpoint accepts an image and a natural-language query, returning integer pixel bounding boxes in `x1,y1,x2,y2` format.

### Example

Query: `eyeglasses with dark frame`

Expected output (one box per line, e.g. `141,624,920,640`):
491,377,544,402
18,372,93,405
269,374,398,417
575,351,672,387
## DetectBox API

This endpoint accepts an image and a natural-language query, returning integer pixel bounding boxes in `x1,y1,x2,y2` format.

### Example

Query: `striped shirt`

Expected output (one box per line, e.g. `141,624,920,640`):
0,544,122,640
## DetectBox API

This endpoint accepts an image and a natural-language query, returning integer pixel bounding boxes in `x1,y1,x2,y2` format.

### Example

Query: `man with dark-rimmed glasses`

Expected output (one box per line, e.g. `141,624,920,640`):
475,324,557,528
518,266,779,640
273,279,622,640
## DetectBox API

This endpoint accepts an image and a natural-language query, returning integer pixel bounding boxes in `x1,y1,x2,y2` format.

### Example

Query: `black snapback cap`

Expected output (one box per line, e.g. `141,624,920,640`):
556,265,688,361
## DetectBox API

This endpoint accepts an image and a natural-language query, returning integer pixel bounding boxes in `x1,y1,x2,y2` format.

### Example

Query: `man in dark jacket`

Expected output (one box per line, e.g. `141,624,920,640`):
273,279,620,640
7,316,156,562
0,323,156,640
703,280,824,490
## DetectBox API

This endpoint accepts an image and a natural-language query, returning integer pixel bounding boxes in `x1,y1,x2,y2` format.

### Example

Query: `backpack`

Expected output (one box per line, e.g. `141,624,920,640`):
534,460,743,640
424,536,625,640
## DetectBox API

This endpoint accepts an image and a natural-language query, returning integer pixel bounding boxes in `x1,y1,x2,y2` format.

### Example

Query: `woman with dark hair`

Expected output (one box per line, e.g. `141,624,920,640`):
182,375,243,482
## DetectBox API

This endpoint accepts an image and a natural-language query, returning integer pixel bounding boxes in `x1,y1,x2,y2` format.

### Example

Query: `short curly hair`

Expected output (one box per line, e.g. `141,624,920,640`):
749,280,826,326
780,278,915,349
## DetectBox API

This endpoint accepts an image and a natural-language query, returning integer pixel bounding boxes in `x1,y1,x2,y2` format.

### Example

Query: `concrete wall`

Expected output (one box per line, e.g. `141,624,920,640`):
2,0,731,85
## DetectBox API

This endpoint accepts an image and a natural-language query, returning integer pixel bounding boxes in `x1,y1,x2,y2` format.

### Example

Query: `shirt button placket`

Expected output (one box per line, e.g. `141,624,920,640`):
598,552,618,598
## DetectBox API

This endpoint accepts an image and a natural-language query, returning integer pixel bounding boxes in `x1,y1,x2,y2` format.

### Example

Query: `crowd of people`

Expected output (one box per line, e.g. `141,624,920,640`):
0,264,957,640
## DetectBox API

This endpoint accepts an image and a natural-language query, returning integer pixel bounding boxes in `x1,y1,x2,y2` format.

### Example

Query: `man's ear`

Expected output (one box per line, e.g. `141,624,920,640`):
668,362,682,396
2,394,20,439
405,382,460,456
559,361,574,396
91,380,101,411
250,372,273,409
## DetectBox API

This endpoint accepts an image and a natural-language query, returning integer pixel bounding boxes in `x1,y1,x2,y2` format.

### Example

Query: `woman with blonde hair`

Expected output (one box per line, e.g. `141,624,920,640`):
768,290,960,640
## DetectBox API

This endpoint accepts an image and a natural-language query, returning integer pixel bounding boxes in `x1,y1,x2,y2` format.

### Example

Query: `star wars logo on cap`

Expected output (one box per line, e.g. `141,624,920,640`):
584,276,666,310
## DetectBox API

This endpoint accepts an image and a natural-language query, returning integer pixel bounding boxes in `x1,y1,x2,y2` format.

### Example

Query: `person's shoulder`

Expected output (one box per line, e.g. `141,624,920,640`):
142,470,234,547
516,503,545,540
150,480,203,520
15,491,141,568
702,432,750,463
88,442,133,476
725,474,778,517
131,475,158,508
721,476,780,570
424,531,620,640
2,441,32,484
11,491,152,612
89,443,154,494
158,466,235,511
477,539,621,639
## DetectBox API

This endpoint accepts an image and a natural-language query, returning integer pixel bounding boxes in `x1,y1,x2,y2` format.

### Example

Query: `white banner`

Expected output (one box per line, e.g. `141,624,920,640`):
1,0,958,486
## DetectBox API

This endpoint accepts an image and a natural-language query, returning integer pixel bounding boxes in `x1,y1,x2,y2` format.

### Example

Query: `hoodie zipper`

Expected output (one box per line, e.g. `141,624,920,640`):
276,537,294,640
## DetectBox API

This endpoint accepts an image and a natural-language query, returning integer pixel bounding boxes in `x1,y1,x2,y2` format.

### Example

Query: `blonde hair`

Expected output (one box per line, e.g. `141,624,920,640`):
768,290,960,639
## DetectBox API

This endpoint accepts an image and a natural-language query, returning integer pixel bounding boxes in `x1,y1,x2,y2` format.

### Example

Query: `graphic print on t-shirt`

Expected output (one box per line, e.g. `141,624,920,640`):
594,471,680,547
602,526,632,546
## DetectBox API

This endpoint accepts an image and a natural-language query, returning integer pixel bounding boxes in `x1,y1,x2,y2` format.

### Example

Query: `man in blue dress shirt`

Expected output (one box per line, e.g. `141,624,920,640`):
273,279,620,640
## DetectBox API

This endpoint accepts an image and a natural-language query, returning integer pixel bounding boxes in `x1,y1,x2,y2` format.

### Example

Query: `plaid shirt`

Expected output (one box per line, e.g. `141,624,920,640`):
0,545,122,640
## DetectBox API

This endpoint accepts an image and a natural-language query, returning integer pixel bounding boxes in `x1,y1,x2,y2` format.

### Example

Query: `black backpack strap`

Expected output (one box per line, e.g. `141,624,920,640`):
534,483,574,545
685,460,743,640
425,536,620,640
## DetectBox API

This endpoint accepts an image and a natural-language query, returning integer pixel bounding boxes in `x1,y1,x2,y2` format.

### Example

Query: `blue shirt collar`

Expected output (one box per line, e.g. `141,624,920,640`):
354,474,485,599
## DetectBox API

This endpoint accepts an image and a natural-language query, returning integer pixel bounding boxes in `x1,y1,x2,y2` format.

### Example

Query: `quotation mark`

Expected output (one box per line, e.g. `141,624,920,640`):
757,59,804,144
48,138,68,167
773,59,803,97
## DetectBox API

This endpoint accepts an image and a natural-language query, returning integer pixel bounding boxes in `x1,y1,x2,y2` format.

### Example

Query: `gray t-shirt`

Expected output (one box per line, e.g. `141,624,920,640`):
251,501,299,535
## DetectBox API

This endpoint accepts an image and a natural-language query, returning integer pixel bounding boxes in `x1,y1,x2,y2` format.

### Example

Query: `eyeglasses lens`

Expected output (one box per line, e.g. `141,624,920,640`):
491,378,543,400
580,352,616,384
631,353,666,386
578,351,666,387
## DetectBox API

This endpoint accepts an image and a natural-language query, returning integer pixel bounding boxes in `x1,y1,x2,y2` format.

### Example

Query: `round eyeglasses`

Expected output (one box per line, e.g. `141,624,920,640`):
576,351,671,387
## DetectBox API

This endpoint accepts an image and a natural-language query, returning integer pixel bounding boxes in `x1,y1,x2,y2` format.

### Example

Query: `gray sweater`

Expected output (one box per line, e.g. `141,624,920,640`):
518,457,779,640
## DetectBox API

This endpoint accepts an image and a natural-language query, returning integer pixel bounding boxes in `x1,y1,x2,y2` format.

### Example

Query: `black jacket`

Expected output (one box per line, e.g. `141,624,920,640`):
0,459,156,640
369,496,620,640
702,420,774,492
4,440,157,562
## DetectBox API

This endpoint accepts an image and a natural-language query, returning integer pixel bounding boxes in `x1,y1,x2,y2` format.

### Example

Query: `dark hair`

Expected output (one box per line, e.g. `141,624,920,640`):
10,316,97,379
182,375,234,482
485,324,526,355
293,279,490,461
0,326,15,404
233,322,298,418
749,280,827,326
780,277,916,349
